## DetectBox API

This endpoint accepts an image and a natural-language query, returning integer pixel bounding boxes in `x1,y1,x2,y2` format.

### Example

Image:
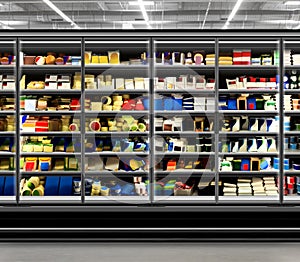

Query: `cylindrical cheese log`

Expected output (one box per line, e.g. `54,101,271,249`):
28,176,40,189
21,185,32,196
32,185,45,196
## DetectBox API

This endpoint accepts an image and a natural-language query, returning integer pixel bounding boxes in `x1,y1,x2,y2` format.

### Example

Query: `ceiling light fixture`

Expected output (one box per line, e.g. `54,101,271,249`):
222,0,244,29
42,0,81,29
284,1,300,5
137,0,152,29
129,1,154,5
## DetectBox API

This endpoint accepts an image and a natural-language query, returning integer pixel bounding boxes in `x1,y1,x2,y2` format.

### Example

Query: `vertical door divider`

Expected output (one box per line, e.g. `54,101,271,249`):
81,37,85,204
215,38,220,204
279,38,284,205
149,37,154,205
16,37,20,205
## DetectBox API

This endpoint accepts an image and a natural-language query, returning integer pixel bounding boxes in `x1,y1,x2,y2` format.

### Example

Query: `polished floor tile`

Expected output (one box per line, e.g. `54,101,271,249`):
0,243,299,262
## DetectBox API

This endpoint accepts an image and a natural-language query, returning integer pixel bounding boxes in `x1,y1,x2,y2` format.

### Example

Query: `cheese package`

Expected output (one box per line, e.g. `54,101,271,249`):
66,158,78,170
39,157,51,171
85,51,92,64
43,144,53,153
115,78,124,90
35,120,49,132
108,50,120,64
53,159,64,170
91,55,99,64
45,74,57,82
24,99,36,111
0,159,9,170
45,82,57,89
99,56,108,64
27,81,45,89
125,79,134,89
134,78,144,89
24,157,37,171
33,143,43,152
2,81,15,90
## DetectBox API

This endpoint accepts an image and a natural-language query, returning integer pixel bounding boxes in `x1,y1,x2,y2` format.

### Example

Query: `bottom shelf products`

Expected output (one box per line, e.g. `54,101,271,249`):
84,176,148,197
0,176,14,196
20,176,77,196
220,176,279,197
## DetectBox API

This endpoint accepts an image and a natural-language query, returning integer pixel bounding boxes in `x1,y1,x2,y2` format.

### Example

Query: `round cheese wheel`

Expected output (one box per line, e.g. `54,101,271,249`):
35,56,45,65
89,120,101,132
69,123,78,132
45,55,55,64
55,57,64,65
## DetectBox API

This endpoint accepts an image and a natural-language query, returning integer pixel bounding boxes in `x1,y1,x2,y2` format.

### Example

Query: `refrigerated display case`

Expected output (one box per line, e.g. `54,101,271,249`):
0,33,293,206
1,31,300,239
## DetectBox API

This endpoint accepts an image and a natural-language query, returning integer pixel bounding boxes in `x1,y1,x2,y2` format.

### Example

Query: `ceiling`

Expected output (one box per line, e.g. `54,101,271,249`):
0,0,300,30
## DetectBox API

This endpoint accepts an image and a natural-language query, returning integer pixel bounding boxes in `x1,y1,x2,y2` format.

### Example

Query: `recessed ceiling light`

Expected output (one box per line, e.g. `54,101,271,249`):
285,1,300,5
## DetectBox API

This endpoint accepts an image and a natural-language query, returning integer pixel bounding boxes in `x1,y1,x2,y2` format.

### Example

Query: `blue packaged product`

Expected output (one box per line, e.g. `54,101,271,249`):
44,176,60,196
4,176,14,196
172,97,182,110
154,98,164,110
58,176,73,196
228,98,237,110
0,176,5,195
164,97,173,110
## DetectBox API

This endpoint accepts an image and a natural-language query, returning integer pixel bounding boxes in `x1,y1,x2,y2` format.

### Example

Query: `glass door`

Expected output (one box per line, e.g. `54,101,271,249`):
153,39,216,203
218,39,280,203
84,38,150,204
0,39,16,203
19,38,82,203
283,39,300,203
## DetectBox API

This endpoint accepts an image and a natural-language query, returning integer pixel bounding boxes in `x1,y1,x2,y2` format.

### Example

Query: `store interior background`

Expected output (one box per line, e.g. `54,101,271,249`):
0,0,300,261
0,0,299,30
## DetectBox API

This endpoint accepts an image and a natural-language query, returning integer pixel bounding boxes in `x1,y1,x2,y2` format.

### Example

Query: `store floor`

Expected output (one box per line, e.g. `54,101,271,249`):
0,243,299,262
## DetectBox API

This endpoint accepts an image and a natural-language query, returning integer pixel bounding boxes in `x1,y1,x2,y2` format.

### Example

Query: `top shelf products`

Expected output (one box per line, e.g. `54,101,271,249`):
219,50,279,66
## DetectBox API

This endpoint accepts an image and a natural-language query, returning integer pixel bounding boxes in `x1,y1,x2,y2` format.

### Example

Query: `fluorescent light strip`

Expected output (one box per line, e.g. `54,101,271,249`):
137,0,152,29
129,1,154,5
0,22,14,30
285,1,300,5
42,0,80,29
222,0,244,29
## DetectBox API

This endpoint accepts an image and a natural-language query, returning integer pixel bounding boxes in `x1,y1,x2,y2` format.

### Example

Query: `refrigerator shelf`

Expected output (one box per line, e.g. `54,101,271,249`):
20,132,81,136
155,131,214,136
219,131,278,136
85,152,149,156
85,89,149,94
155,89,214,94
20,111,81,115
218,89,278,94
19,196,81,202
21,89,82,95
20,152,81,157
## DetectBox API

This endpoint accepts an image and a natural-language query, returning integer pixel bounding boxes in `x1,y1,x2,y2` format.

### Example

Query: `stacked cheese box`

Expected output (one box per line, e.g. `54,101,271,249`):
219,55,233,65
233,49,251,65
252,177,266,196
205,54,215,65
237,178,252,196
263,176,278,196
45,74,71,89
292,53,300,65
21,157,78,172
22,96,80,112
0,75,15,90
22,116,80,132
284,50,292,65
223,182,237,196
154,76,215,90
95,75,149,90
